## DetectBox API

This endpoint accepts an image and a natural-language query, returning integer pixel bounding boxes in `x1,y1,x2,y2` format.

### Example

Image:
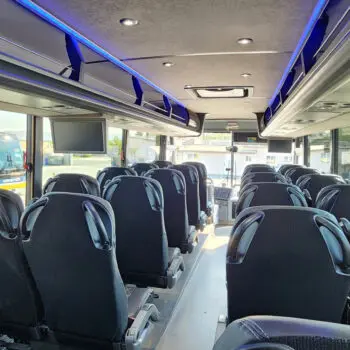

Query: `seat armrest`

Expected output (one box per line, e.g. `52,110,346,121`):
125,303,160,350
167,250,185,288
339,218,350,241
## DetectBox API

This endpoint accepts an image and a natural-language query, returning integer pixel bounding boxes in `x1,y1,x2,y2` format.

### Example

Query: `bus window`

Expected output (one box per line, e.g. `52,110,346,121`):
0,111,26,204
308,131,331,173
126,131,159,165
42,118,122,185
338,127,350,180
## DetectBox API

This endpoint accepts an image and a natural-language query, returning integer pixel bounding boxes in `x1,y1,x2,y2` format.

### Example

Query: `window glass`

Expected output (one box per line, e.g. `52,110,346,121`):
173,133,293,188
0,111,27,204
126,131,159,166
308,131,331,173
42,118,122,186
338,127,350,180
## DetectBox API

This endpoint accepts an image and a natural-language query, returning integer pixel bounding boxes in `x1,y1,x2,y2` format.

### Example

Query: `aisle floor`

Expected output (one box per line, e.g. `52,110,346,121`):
156,226,231,350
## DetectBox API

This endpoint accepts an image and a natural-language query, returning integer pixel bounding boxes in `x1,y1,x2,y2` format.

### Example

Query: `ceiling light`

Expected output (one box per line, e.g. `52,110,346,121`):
237,38,253,45
241,73,252,78
119,18,139,27
184,85,192,89
163,62,175,67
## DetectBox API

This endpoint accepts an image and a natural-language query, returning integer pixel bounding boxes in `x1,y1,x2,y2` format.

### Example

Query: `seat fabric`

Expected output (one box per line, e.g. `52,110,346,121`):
131,163,158,175
97,166,137,190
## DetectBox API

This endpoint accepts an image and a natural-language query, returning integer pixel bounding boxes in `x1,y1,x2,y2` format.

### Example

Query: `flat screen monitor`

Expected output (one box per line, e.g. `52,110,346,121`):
268,139,292,153
51,118,106,154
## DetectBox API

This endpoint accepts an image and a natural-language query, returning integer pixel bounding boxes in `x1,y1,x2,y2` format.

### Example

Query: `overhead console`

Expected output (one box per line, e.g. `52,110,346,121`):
0,1,203,137
258,0,349,138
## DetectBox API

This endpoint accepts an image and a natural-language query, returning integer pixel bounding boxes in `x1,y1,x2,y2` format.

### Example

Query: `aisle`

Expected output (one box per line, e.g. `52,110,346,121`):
156,226,231,350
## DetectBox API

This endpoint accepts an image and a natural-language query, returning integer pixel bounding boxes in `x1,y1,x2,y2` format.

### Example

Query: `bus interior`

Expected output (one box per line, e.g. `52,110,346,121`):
0,0,350,349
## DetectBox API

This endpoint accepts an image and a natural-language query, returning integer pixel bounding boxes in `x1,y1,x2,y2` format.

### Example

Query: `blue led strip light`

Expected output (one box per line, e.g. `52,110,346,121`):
269,0,329,104
15,0,185,107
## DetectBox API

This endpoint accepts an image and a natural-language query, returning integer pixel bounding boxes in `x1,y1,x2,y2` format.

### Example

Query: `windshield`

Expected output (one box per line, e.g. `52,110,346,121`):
0,133,24,172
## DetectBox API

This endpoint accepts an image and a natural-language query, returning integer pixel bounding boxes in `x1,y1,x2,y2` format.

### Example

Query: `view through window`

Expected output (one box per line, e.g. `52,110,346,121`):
126,131,159,166
42,118,122,186
0,111,27,204
308,131,331,173
173,133,293,188
338,127,350,180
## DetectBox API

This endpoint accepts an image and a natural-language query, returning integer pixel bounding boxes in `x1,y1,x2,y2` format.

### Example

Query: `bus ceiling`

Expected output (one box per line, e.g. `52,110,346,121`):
0,0,349,138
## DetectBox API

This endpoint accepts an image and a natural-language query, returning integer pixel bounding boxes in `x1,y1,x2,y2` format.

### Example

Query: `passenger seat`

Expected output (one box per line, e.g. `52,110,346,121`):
145,168,196,253
21,192,159,349
242,165,275,176
171,164,201,228
226,206,350,323
131,162,158,175
103,176,184,288
284,167,319,184
297,173,345,206
43,173,100,196
240,172,286,190
236,183,307,216
0,189,43,341
97,166,137,191
153,160,172,168
278,164,304,175
213,316,350,350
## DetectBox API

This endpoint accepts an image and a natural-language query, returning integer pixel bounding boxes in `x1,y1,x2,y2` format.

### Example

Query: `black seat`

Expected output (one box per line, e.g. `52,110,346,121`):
297,173,345,206
316,184,350,220
284,167,319,184
153,160,172,168
171,164,200,227
226,206,350,323
43,173,100,196
97,167,137,190
0,190,43,340
145,168,196,253
213,316,350,350
242,165,275,176
278,164,304,175
236,183,307,216
131,163,158,175
183,162,209,216
240,172,287,190
21,193,129,347
103,176,184,288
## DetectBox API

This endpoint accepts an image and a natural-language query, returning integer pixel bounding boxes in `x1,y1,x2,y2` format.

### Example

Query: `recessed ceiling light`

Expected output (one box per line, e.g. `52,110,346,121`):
237,38,253,45
120,18,139,27
241,73,252,78
184,84,192,89
163,62,174,67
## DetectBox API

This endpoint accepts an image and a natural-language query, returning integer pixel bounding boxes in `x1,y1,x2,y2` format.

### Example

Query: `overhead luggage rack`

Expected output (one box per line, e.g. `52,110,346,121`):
0,0,203,137
258,0,350,138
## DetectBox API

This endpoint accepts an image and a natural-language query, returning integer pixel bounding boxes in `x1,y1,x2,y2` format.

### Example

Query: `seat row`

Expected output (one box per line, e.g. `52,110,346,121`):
224,163,350,328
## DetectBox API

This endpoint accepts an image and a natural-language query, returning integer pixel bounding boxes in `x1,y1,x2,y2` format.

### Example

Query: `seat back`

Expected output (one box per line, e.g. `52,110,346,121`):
171,164,200,226
97,167,137,190
21,193,128,342
297,174,345,206
240,172,286,190
0,190,42,337
131,163,158,175
214,316,350,350
145,169,189,249
43,173,100,196
226,206,350,323
279,164,304,175
236,183,307,216
103,176,169,287
183,162,208,214
153,160,172,168
316,184,350,220
284,167,319,184
242,165,275,176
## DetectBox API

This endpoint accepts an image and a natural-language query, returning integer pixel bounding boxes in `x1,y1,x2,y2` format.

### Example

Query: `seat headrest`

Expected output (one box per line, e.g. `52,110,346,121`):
131,163,159,175
145,168,186,195
0,189,24,235
171,164,199,184
43,173,100,196
97,167,137,189
228,206,350,271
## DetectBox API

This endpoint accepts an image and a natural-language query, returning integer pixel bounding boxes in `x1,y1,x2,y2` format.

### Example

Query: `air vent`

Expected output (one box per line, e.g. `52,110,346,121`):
185,86,253,99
